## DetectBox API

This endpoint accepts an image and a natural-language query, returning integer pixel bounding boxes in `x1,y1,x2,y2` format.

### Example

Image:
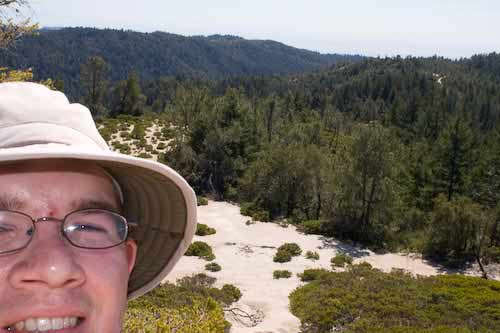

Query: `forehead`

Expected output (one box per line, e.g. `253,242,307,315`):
0,159,120,212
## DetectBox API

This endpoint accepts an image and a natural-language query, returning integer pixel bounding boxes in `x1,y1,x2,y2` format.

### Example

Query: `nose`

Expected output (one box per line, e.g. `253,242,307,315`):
8,222,86,290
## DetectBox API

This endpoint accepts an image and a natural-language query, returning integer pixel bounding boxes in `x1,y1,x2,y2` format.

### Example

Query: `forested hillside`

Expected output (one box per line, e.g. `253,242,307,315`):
93,53,500,277
0,27,361,97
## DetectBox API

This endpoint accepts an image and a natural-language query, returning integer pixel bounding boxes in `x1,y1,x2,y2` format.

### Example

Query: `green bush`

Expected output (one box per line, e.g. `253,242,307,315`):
252,210,270,222
484,246,500,264
278,243,302,256
331,253,353,268
196,223,216,236
157,142,167,150
273,243,302,263
297,268,330,282
185,241,216,261
289,265,500,333
197,196,209,206
131,124,146,139
137,152,152,159
205,262,221,272
273,249,292,263
145,144,154,152
240,202,259,217
219,284,242,304
240,202,270,221
273,270,292,279
161,126,176,140
300,220,323,235
124,277,228,332
119,145,131,154
305,251,320,260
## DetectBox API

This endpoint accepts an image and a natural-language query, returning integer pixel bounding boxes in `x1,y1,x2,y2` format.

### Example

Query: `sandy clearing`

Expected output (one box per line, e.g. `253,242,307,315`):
163,201,500,333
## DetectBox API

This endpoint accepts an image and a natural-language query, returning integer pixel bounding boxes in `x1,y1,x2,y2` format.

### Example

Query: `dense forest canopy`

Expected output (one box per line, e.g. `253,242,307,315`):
92,53,500,277
0,27,362,97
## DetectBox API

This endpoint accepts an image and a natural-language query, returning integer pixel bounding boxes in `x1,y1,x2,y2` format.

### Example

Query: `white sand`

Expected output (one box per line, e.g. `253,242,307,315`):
163,201,499,333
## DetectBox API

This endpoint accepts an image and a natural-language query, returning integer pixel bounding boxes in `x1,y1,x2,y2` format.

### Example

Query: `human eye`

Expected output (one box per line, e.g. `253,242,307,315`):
0,223,15,233
68,223,109,233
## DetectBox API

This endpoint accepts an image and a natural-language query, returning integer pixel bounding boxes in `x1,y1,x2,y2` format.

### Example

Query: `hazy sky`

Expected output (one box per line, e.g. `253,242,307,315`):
30,0,499,59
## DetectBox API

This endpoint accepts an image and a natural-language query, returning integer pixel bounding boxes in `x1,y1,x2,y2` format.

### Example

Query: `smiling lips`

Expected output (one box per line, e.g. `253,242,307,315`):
5,317,80,332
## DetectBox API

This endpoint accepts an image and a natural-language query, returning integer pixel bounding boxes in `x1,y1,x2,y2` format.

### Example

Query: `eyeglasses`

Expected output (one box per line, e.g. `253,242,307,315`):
0,208,136,254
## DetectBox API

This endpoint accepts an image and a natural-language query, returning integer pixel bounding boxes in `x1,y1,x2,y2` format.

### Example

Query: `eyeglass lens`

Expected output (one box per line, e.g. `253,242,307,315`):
0,209,128,253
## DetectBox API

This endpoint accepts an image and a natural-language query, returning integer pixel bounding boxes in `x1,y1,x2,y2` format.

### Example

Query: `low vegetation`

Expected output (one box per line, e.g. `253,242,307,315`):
273,243,302,263
123,273,236,332
205,262,222,272
196,223,216,236
185,241,216,261
290,264,500,333
273,270,292,279
197,196,209,206
330,253,353,268
299,220,322,235
305,251,320,260
240,202,270,222
297,268,330,282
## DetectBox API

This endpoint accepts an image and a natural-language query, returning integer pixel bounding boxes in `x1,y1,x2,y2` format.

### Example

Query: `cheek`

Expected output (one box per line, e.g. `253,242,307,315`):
77,249,131,319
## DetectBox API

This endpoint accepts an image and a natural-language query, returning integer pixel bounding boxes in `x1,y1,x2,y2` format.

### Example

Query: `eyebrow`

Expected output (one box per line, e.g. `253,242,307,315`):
0,194,25,211
0,195,121,215
70,198,122,213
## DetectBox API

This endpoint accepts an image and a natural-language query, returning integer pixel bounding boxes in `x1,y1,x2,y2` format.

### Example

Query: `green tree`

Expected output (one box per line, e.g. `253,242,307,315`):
80,56,110,116
426,194,494,275
110,72,145,116
325,122,402,246
432,116,475,201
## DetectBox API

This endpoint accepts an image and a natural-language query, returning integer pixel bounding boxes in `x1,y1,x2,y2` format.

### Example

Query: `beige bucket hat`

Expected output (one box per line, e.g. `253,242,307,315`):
0,82,197,299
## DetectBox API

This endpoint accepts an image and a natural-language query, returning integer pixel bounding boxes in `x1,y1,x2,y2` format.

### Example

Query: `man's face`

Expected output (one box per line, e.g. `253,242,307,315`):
0,159,137,332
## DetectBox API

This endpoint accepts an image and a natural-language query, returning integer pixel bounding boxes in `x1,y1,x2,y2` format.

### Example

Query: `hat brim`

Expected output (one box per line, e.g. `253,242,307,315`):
0,145,197,299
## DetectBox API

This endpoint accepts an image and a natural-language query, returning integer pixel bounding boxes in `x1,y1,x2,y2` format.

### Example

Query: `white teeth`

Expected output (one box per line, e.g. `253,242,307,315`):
37,318,51,331
14,321,24,331
8,317,79,331
25,319,36,331
52,317,63,330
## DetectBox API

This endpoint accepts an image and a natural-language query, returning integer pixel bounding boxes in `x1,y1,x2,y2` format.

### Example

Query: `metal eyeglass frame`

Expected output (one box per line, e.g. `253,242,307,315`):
0,208,138,255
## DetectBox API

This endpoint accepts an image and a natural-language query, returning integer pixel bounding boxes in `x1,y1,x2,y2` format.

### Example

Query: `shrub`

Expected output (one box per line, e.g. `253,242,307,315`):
119,145,131,154
240,202,259,217
197,196,209,206
161,126,176,140
273,243,302,263
157,142,166,150
185,241,216,261
300,220,322,235
137,152,152,159
145,144,154,152
305,251,320,260
483,246,500,264
289,265,500,333
252,210,270,222
278,243,302,256
124,277,228,332
205,262,221,272
196,223,216,236
297,268,330,282
273,270,292,279
331,253,353,268
273,249,292,263
131,124,146,140
219,284,242,304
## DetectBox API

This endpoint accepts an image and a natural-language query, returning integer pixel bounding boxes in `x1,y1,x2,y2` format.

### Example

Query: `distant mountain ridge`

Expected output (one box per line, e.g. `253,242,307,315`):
0,27,362,97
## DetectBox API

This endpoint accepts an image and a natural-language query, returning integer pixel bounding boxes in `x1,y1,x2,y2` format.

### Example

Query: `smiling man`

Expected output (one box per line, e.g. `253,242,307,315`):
0,82,197,332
